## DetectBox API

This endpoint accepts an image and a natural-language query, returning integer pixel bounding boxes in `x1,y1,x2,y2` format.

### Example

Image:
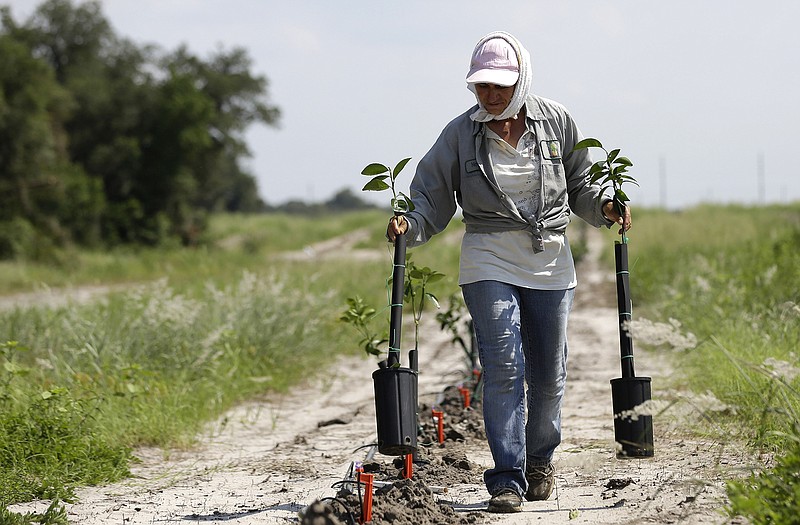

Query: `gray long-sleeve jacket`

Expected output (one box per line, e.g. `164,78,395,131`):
403,94,612,251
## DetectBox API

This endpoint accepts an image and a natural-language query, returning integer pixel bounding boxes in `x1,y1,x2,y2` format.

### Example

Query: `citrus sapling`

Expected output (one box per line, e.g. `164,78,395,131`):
342,158,446,362
572,138,638,243
573,139,653,456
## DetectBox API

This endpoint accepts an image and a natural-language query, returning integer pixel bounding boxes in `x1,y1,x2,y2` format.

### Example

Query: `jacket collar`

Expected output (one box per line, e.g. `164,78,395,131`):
524,96,546,121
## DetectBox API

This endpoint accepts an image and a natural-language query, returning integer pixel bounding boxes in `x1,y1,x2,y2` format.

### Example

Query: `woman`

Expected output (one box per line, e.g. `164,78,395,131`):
387,31,631,513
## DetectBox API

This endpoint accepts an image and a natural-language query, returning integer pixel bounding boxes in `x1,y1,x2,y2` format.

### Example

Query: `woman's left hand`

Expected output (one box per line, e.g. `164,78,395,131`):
603,200,632,235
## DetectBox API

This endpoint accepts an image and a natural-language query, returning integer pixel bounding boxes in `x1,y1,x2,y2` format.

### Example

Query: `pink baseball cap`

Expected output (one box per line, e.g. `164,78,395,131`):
466,38,519,86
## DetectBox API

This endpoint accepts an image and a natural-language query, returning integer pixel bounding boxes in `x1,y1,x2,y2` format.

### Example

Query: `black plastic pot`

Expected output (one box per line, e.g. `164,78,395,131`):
611,240,654,458
372,366,418,456
611,376,654,457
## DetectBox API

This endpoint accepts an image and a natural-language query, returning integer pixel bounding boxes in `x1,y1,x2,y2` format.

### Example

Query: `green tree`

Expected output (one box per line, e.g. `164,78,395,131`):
0,0,281,251
160,46,279,214
0,8,103,257
17,0,111,84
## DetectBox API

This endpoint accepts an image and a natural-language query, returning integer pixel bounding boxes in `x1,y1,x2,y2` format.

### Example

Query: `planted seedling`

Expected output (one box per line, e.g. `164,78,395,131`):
572,138,638,242
399,254,444,353
340,253,445,359
340,296,388,357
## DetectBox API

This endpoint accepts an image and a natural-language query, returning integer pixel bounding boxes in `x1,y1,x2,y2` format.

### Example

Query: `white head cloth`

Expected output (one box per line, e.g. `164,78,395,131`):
467,31,533,122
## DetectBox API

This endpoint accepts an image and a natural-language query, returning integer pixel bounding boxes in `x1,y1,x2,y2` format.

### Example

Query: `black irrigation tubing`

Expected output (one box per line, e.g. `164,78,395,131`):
330,479,368,521
330,480,367,490
351,443,379,454
318,497,357,525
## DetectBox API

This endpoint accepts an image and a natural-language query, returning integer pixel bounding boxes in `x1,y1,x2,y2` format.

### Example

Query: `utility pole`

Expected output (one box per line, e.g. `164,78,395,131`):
659,157,667,209
757,153,765,205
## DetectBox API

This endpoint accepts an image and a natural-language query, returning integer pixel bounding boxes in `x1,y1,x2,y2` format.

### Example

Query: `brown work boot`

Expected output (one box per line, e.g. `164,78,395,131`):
525,463,555,501
487,489,523,513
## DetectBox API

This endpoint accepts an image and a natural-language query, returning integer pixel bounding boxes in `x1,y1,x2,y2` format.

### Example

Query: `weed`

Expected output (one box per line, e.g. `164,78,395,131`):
0,500,68,525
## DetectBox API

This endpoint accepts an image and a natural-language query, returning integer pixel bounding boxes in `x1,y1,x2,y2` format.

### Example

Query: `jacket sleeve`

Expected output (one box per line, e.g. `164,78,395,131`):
561,110,615,229
402,126,461,247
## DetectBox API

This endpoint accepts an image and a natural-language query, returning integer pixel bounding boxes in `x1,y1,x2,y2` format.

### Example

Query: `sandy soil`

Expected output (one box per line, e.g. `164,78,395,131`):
7,228,754,524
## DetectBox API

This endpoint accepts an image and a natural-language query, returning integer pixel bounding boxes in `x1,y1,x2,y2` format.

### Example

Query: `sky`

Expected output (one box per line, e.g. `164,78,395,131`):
5,0,800,210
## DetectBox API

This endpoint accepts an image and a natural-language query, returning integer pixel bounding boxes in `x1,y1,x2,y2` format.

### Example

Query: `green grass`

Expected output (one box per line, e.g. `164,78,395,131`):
0,209,468,509
0,209,389,295
0,267,388,502
616,203,800,524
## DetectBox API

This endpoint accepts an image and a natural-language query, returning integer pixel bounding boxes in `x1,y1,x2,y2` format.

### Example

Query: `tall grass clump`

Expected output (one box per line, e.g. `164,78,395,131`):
622,203,800,523
1,271,344,503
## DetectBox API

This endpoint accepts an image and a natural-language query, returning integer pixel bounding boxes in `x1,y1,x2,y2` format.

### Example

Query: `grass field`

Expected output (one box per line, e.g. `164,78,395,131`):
614,204,800,524
1,204,799,524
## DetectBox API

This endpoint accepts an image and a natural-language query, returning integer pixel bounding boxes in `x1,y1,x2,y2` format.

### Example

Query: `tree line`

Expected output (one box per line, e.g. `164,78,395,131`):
0,0,284,259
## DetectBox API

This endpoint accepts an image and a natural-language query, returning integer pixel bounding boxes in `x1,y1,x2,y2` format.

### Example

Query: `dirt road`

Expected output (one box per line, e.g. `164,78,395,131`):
8,229,750,524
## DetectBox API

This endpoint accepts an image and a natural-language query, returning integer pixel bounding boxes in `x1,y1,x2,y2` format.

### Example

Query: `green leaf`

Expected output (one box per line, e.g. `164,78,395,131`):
607,149,620,162
572,138,603,151
361,163,389,176
615,188,630,202
347,297,360,309
590,171,607,185
615,156,633,167
392,157,412,179
391,197,411,213
362,177,390,191
426,293,441,309
398,192,415,212
589,162,605,174
364,340,383,356
426,273,446,284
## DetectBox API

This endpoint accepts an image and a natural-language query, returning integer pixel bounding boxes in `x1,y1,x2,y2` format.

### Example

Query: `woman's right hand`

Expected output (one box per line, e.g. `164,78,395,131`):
387,215,408,242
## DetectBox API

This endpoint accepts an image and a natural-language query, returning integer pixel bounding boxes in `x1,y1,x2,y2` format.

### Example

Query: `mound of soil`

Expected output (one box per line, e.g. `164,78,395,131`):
301,478,486,525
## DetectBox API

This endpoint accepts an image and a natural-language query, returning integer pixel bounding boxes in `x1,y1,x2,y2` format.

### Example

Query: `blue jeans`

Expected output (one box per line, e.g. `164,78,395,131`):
462,280,573,496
